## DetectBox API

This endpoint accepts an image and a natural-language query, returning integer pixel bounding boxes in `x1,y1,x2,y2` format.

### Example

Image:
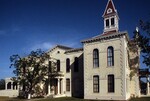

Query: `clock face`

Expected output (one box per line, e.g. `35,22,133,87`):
107,8,112,14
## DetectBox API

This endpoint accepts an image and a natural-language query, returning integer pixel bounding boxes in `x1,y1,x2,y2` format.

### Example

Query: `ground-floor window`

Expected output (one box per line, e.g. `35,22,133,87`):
108,74,115,93
93,75,99,93
66,78,70,91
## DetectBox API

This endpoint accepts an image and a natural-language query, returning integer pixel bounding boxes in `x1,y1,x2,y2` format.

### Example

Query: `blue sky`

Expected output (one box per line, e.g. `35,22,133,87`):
0,0,150,79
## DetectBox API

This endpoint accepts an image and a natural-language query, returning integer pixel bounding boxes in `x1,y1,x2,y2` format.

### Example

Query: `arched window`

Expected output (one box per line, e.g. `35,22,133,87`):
107,46,114,66
57,60,60,72
108,74,115,93
7,82,11,89
93,49,99,68
66,58,70,72
74,57,79,72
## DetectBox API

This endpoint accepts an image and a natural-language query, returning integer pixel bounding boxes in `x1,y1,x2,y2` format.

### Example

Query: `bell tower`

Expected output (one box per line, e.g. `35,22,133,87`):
102,0,119,33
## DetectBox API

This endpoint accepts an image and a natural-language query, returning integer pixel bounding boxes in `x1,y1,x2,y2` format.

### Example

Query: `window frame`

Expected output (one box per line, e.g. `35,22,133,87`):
111,18,115,26
93,75,99,93
93,49,99,68
106,19,109,27
107,46,114,67
108,74,115,93
66,58,70,73
74,57,79,72
57,60,60,72
66,78,70,92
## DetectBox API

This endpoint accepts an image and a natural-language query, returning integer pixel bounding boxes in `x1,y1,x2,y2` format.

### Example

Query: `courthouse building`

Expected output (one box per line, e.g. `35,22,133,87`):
45,0,142,100
3,0,150,100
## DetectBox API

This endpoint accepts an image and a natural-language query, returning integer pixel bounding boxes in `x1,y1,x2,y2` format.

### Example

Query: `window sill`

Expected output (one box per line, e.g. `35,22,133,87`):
107,92,115,94
107,66,114,68
93,67,100,68
93,92,99,94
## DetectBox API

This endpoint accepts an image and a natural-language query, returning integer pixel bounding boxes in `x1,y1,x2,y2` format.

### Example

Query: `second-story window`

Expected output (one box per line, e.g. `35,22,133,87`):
57,60,60,72
107,46,114,67
66,58,70,72
93,49,99,68
74,57,79,72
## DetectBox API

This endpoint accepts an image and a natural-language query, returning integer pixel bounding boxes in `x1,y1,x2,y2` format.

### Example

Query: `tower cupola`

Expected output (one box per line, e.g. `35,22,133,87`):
102,0,119,33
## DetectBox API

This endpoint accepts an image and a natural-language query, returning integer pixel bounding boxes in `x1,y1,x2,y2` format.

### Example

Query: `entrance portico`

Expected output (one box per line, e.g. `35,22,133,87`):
47,76,65,97
139,69,150,96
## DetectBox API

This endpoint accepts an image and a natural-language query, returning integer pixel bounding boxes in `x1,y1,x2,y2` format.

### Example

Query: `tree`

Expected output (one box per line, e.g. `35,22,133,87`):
0,79,5,90
133,20,150,68
10,49,61,99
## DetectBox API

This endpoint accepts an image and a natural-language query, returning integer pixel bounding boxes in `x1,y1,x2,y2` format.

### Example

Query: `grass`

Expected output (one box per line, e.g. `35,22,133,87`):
130,97,150,101
0,97,150,101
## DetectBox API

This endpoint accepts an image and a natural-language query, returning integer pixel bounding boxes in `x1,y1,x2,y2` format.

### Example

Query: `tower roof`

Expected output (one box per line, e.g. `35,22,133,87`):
102,0,117,17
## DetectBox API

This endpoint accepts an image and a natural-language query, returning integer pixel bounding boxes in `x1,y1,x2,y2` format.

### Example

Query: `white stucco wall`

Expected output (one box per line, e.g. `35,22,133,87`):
83,34,129,100
49,47,84,97
0,90,19,97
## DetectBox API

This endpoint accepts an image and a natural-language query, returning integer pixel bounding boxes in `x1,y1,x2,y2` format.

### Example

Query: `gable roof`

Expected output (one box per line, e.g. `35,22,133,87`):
81,31,129,43
65,48,83,54
48,45,73,53
102,0,117,17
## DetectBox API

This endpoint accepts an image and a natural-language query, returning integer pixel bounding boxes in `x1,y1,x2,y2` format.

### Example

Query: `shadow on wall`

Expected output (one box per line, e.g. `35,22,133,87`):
71,53,84,98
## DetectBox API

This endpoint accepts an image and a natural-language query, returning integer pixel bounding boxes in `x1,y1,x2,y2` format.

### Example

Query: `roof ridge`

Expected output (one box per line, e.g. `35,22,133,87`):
48,44,73,53
81,31,128,43
65,48,83,53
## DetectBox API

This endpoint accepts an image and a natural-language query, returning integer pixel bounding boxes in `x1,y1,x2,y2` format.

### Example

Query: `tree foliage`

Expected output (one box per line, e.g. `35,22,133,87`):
133,20,150,67
0,79,5,90
10,49,60,99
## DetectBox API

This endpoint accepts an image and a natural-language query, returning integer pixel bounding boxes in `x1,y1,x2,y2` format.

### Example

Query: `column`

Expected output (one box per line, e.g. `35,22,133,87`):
17,83,19,90
15,84,17,90
5,82,7,90
48,84,51,95
57,78,60,95
62,79,65,95
11,82,13,90
147,82,150,95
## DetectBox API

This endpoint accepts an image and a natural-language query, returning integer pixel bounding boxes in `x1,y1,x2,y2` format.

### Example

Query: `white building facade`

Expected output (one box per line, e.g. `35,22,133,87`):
3,0,150,100
45,0,142,100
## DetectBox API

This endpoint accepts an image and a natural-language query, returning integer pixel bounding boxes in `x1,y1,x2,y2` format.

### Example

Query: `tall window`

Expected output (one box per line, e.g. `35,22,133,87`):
74,57,79,72
111,18,115,26
7,82,11,89
107,46,114,66
57,60,60,72
66,78,70,91
106,19,109,27
93,49,99,68
93,75,99,93
66,58,70,72
108,74,115,93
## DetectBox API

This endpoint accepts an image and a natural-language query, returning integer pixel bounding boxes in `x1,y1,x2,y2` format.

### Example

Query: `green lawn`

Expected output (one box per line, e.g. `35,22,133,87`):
0,97,150,101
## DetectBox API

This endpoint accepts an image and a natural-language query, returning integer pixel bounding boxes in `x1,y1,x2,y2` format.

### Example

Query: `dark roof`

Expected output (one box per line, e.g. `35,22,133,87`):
81,31,129,43
49,45,73,52
103,0,118,17
65,48,83,53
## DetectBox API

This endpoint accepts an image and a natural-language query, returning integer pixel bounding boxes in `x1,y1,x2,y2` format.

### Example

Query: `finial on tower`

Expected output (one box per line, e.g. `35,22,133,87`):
135,27,139,39
103,0,119,33
136,27,139,33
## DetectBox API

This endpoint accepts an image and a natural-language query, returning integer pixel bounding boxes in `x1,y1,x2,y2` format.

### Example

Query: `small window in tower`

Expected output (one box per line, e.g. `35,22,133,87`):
106,19,109,27
111,18,115,26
